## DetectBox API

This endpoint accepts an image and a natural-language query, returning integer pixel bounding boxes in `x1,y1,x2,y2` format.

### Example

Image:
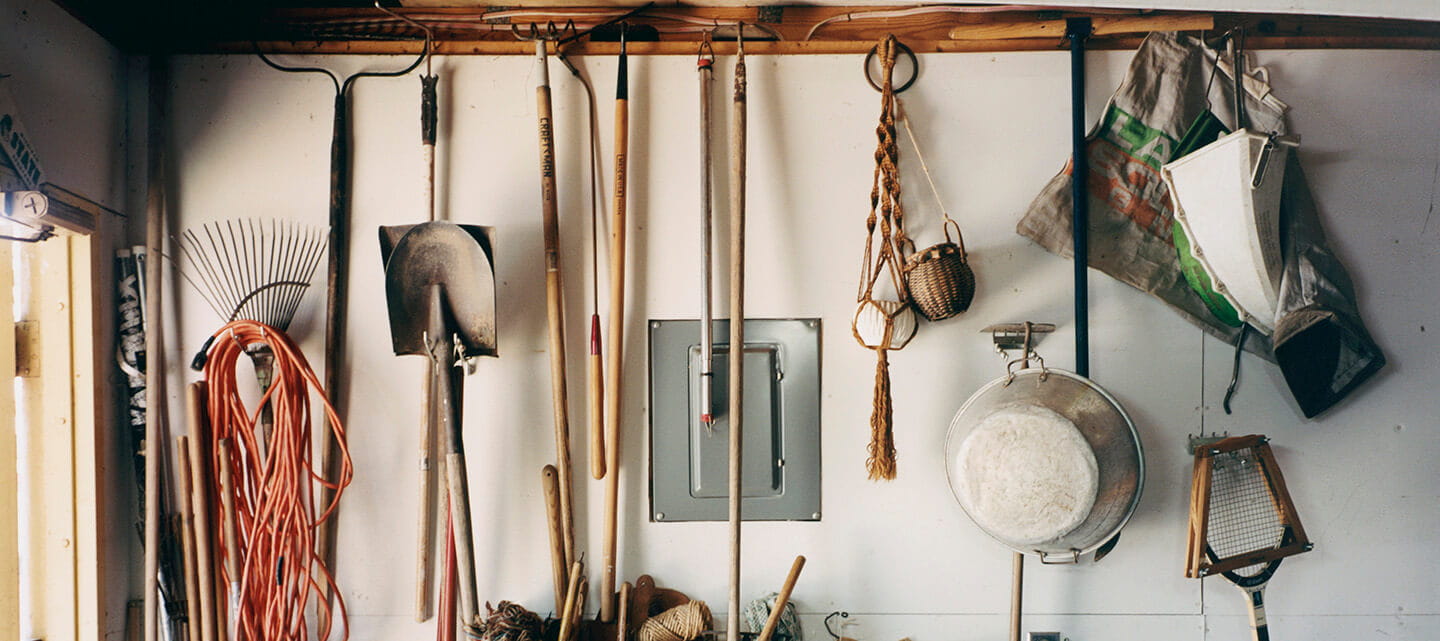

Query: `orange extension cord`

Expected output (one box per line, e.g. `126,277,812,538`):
203,319,354,641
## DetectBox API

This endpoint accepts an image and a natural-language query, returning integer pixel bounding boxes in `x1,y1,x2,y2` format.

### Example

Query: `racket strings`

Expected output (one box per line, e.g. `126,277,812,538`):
1206,447,1285,575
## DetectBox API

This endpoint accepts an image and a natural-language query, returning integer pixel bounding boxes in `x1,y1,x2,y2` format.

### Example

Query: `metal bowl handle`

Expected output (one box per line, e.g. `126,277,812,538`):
1038,549,1081,564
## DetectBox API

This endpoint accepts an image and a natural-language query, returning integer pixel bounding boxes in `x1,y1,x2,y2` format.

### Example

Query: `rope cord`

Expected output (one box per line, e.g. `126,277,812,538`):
895,99,956,232
638,600,712,641
852,34,912,481
473,601,545,641
203,319,353,641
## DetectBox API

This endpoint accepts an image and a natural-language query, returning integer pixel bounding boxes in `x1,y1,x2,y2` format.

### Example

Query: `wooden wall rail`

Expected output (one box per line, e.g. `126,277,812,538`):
62,4,1440,55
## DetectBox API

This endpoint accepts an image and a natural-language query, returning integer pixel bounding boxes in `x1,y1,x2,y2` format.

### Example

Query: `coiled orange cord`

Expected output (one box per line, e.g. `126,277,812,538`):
203,319,353,641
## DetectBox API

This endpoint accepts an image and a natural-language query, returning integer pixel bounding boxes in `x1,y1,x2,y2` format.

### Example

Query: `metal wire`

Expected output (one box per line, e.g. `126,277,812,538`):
176,218,328,330
1206,446,1285,577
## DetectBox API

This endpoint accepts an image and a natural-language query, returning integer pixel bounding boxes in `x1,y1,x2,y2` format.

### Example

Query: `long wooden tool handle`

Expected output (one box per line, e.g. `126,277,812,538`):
617,580,632,641
536,40,578,580
317,87,353,590
186,384,218,641
438,501,458,641
446,452,479,628
572,578,589,641
416,379,438,622
601,50,630,624
756,556,805,641
727,41,748,641
557,561,584,641
1010,552,1024,641
437,356,479,627
543,465,568,611
216,438,240,641
142,57,168,641
175,436,202,641
589,315,606,480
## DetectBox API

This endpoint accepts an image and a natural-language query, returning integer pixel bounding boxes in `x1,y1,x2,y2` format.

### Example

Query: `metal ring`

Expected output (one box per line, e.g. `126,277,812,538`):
864,40,918,93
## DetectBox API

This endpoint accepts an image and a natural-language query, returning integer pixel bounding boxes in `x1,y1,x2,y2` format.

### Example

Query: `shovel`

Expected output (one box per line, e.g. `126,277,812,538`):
380,221,497,629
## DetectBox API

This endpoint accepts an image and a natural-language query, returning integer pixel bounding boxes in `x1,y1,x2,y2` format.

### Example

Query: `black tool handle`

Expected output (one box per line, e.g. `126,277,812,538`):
421,75,439,147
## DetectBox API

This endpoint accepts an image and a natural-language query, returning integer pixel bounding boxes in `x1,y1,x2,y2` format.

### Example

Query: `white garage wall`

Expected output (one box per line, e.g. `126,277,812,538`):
157,44,1439,641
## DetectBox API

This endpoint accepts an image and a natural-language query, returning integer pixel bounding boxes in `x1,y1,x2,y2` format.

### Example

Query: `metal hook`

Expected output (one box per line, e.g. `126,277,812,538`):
1222,324,1249,414
863,38,918,94
823,612,850,640
373,1,434,76
698,29,715,66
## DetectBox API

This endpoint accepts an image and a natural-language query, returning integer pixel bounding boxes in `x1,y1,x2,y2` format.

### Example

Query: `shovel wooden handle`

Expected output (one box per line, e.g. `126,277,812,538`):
756,556,805,641
416,375,438,622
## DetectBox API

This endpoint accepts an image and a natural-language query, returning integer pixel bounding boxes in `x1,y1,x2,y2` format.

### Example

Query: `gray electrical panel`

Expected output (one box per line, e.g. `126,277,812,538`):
649,319,821,522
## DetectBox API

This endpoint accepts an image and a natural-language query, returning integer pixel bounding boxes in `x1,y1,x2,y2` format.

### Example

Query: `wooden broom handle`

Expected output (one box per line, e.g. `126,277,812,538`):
756,556,805,641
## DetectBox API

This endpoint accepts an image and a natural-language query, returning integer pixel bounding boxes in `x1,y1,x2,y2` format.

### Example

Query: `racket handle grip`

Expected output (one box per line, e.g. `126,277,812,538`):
1247,587,1269,641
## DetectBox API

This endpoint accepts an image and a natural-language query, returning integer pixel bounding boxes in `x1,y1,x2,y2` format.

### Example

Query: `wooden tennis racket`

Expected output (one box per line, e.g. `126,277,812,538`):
1186,435,1313,641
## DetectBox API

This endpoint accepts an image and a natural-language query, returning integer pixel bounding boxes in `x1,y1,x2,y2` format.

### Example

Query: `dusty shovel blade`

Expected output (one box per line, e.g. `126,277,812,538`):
380,221,497,358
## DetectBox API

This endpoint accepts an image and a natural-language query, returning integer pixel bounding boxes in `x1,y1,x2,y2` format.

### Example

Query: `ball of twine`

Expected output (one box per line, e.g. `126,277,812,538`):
469,601,545,641
638,600,712,641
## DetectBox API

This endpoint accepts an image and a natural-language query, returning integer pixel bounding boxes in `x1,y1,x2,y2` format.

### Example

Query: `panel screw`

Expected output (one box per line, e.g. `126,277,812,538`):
652,321,661,328
811,512,821,520
655,512,665,520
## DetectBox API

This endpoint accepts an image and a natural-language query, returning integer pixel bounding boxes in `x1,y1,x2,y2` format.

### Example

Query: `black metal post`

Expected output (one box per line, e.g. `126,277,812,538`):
1067,18,1092,378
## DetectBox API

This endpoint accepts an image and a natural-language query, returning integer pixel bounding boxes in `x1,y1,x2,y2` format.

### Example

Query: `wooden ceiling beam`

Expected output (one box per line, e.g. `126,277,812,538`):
57,3,1440,55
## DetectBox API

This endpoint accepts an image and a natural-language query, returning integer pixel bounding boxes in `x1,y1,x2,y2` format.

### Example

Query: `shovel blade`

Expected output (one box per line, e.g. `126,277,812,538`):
380,221,497,358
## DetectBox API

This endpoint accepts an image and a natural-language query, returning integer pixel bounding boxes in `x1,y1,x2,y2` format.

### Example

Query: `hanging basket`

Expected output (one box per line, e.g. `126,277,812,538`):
904,219,976,321
852,298,917,350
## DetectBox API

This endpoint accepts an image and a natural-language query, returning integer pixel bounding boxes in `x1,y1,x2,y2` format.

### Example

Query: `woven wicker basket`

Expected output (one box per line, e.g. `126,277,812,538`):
904,219,975,321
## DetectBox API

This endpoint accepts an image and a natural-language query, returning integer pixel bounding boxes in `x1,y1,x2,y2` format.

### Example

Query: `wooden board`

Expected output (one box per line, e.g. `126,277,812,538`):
146,6,1440,55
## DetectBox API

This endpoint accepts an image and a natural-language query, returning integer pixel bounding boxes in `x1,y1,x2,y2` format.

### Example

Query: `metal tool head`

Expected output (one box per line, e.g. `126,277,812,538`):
380,221,497,359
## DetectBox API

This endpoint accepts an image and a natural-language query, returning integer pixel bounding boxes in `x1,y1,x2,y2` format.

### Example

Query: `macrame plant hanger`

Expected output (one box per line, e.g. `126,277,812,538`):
852,35,917,481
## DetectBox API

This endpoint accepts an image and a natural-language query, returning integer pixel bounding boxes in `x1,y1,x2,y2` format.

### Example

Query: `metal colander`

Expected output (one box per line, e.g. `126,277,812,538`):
945,367,1144,563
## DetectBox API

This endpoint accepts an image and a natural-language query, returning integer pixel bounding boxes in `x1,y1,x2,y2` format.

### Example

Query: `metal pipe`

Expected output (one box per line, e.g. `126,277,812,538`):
1067,18,1091,379
699,46,716,426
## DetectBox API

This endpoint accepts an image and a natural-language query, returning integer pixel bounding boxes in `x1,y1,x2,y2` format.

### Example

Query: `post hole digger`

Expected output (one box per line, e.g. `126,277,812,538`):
380,221,498,633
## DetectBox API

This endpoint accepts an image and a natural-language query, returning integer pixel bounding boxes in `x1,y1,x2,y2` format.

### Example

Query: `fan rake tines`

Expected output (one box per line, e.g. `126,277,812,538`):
177,218,327,331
